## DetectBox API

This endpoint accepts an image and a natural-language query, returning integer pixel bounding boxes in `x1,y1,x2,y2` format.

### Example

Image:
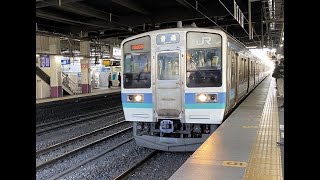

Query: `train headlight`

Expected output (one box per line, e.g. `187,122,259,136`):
196,93,218,103
134,95,143,102
127,94,144,102
197,94,208,102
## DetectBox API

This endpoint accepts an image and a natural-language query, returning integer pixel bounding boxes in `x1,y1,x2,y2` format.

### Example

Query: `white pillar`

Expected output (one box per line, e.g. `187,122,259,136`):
50,55,62,97
80,41,91,93
49,36,62,97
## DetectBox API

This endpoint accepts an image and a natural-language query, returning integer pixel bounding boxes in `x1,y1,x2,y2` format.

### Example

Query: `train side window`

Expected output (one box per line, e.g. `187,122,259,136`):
239,58,241,82
244,59,247,80
242,58,245,81
243,59,246,80
242,58,246,81
231,51,235,87
240,58,244,82
251,61,253,76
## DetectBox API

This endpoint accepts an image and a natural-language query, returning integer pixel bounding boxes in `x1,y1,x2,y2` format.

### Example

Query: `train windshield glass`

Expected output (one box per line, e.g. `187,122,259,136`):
157,52,179,80
122,36,151,88
186,32,222,87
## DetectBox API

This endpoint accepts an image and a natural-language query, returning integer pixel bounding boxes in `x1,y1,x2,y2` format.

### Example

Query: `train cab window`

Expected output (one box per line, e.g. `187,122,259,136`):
122,36,151,88
123,53,151,88
186,32,222,87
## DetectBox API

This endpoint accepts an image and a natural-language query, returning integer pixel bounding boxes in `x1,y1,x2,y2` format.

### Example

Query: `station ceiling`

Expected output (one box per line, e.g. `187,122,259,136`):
36,0,284,49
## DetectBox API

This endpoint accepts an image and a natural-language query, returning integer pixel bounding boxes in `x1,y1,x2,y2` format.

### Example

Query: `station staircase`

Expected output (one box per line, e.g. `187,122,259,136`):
61,72,78,95
36,66,50,85
36,66,78,95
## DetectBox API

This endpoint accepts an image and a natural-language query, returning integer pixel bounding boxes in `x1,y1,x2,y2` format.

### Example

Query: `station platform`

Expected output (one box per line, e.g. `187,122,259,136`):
36,87,121,104
170,75,284,180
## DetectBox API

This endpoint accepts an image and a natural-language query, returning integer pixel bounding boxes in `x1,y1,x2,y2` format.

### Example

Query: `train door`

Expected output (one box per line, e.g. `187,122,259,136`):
155,51,182,117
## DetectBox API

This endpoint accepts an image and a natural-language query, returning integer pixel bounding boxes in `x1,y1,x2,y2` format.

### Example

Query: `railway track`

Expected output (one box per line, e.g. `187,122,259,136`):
46,138,135,180
36,126,133,171
113,150,159,180
36,93,121,123
36,108,110,128
36,107,123,134
36,118,127,156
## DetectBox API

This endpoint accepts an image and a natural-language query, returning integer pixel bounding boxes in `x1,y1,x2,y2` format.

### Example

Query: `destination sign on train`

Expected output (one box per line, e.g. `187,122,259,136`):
131,44,144,50
156,33,180,45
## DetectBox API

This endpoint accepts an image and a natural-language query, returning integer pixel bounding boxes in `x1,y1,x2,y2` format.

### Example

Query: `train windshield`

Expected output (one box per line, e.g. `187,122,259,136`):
186,32,222,87
122,36,151,88
123,53,151,88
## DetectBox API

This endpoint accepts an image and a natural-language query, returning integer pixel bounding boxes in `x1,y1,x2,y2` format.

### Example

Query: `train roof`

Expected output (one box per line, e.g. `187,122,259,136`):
121,27,263,63
121,27,226,43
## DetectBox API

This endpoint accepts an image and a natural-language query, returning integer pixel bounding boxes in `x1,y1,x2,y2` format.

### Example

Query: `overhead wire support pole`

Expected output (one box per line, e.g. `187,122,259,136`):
261,7,264,48
249,0,252,40
217,0,258,46
250,1,262,43
217,0,249,35
247,0,261,43
182,0,257,46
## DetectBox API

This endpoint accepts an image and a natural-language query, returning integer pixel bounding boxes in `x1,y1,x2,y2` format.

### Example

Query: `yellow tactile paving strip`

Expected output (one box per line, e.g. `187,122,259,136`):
244,79,283,180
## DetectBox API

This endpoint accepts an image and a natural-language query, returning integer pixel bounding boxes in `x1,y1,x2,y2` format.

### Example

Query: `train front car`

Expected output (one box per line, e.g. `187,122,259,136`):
121,28,227,151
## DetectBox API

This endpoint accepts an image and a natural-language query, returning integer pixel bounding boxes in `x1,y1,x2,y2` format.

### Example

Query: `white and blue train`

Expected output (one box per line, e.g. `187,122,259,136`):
120,28,268,151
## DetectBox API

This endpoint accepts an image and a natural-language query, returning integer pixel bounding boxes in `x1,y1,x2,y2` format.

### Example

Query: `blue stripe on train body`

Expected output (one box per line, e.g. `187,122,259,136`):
121,92,226,109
